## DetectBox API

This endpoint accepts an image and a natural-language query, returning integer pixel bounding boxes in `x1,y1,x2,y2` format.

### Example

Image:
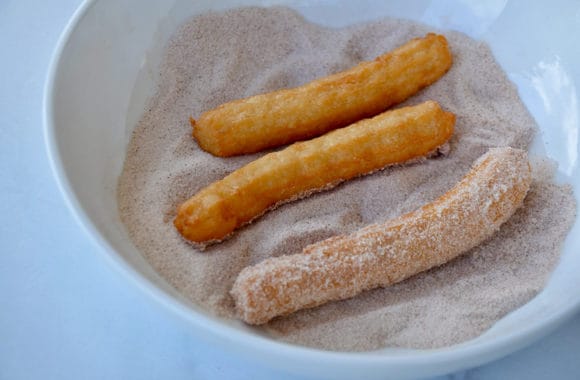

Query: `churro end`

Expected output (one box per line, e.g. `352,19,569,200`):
191,116,230,157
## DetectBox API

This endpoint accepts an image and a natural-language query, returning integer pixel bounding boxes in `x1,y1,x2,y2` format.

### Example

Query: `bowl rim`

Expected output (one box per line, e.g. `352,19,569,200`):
43,0,580,375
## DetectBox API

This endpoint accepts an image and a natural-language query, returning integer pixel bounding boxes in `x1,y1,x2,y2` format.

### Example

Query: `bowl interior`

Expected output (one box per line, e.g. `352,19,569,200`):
46,0,580,377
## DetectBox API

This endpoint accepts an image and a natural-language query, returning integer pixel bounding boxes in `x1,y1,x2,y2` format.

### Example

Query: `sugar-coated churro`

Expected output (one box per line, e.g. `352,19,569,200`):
192,33,453,156
175,101,455,244
231,147,532,324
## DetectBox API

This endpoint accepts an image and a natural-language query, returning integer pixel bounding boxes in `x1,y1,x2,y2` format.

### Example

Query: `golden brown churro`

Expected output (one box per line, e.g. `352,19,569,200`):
175,101,455,244
231,147,532,324
192,33,453,156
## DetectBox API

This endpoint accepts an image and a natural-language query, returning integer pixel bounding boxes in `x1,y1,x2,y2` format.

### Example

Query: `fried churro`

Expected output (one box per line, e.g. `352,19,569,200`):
175,101,455,244
192,33,453,156
231,147,532,325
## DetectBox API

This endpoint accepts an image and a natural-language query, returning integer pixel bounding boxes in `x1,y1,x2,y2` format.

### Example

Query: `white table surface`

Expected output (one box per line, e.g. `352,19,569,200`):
1,1,579,379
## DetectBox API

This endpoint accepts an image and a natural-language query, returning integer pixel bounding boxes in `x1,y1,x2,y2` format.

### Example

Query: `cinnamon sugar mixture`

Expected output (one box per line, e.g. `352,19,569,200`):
117,7,576,351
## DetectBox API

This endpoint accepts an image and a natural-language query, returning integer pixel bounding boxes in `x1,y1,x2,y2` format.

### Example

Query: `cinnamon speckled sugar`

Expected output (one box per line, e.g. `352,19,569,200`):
117,7,576,351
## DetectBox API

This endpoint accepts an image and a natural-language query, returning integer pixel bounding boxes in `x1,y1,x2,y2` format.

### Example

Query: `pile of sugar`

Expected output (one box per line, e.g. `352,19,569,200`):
117,7,576,351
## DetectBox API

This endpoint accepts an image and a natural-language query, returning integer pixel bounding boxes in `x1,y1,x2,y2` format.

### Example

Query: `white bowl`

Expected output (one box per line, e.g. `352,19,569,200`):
44,0,580,378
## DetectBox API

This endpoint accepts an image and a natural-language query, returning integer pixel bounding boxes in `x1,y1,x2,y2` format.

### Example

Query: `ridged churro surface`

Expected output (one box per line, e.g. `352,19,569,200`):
192,33,452,156
232,148,532,324
175,101,454,243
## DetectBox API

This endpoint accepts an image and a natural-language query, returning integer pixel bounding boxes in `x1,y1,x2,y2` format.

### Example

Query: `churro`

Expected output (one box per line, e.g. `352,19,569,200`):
175,101,455,244
231,147,532,324
192,33,453,156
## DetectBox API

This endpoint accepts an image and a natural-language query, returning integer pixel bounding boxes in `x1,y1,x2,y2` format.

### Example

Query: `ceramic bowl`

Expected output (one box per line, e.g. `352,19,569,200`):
44,0,580,378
